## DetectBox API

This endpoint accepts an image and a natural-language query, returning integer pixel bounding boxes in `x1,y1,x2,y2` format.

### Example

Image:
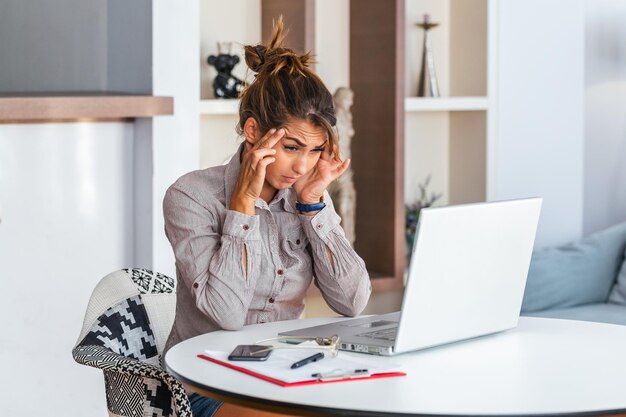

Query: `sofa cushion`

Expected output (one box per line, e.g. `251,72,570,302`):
521,221,626,313
523,302,626,326
609,250,626,304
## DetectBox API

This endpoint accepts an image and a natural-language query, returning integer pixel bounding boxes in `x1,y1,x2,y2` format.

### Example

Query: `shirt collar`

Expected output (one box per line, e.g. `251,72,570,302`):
223,142,297,214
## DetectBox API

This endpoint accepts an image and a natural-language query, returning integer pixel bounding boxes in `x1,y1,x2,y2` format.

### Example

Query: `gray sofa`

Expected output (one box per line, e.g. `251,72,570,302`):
521,221,626,325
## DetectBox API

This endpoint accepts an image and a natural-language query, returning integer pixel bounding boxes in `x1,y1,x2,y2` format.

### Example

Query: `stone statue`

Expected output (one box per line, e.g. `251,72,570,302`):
329,87,357,246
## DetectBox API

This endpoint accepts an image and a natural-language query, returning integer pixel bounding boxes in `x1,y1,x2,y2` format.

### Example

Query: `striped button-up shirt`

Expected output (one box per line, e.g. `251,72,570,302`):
162,144,371,357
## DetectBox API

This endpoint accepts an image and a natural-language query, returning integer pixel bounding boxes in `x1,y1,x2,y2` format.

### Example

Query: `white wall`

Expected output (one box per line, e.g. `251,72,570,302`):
315,0,350,93
494,0,585,248
0,122,133,416
0,1,199,414
152,0,200,277
583,0,626,235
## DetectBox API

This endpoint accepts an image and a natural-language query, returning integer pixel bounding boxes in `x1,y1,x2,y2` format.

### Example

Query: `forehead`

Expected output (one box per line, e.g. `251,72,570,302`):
282,119,327,145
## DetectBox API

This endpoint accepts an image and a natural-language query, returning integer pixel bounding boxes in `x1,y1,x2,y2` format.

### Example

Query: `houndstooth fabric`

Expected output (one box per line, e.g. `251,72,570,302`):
73,269,191,417
124,268,175,294
80,296,158,360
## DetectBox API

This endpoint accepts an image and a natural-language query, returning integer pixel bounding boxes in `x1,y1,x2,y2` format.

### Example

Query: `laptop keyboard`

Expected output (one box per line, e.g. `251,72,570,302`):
358,326,398,341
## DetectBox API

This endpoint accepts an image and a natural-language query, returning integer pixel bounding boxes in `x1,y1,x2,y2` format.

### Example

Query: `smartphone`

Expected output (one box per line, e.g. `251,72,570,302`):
227,344,273,361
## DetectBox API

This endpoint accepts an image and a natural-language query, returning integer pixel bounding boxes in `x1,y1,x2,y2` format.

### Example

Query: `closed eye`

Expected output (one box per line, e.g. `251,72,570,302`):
312,147,324,153
283,145,299,152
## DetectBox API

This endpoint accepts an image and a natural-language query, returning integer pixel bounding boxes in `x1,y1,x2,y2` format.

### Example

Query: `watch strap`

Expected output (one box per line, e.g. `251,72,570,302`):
295,201,326,212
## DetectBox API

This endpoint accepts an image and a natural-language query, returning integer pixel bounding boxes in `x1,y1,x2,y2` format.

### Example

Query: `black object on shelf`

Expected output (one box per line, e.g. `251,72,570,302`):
208,42,245,99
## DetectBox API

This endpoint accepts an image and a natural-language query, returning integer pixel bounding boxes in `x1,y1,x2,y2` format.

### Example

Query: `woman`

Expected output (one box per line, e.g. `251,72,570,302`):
162,17,371,417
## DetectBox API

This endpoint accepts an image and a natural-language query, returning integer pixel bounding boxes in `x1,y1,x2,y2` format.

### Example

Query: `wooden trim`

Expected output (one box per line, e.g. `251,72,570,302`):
183,383,322,417
0,95,173,123
1,117,135,124
350,0,405,289
261,0,315,55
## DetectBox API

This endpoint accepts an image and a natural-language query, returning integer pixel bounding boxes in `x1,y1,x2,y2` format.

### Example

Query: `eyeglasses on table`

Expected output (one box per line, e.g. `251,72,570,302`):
253,335,340,357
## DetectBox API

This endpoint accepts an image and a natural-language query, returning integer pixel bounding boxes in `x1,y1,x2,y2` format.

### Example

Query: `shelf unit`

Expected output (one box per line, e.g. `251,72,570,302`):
199,0,494,295
403,0,492,208
351,0,493,290
199,99,239,116
405,97,488,112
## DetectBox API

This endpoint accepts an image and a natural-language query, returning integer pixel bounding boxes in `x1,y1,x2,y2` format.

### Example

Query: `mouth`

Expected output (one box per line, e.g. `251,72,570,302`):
282,176,299,183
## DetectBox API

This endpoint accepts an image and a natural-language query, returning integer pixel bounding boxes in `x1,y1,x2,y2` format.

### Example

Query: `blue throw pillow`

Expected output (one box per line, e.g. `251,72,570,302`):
609,250,626,305
521,221,626,313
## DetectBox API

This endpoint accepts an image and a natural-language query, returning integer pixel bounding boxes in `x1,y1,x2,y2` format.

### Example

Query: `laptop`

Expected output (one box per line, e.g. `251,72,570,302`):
280,197,542,356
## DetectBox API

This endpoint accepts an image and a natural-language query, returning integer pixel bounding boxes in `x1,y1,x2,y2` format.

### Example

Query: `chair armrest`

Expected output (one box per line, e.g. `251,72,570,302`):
73,345,191,417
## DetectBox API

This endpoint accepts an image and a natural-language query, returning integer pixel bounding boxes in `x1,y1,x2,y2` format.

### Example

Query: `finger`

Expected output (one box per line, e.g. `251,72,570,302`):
249,148,277,170
250,128,275,151
256,156,276,175
325,157,344,171
334,158,350,177
259,128,285,150
321,147,332,162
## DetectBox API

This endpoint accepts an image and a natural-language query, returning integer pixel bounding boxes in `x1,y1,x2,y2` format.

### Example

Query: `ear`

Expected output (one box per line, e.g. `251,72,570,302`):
243,117,262,146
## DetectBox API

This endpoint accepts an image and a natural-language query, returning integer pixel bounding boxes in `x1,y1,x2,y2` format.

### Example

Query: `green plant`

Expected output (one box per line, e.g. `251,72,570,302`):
405,175,442,258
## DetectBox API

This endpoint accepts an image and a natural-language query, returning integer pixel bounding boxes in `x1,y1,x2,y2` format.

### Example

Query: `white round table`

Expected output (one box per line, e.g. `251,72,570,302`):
165,316,626,416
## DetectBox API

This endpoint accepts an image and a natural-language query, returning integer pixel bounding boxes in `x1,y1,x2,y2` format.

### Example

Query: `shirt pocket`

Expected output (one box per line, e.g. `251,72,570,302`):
286,229,308,251
280,229,311,270
279,229,313,299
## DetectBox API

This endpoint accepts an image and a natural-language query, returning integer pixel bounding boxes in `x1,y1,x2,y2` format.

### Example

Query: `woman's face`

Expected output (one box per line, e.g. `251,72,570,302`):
263,118,328,191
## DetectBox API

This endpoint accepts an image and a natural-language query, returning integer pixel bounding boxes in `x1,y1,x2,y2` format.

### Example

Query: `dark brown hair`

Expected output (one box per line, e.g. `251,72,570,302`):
237,16,339,155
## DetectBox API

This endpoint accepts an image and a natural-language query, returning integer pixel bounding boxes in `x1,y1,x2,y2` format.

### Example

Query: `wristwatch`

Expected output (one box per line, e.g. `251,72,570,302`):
295,197,326,213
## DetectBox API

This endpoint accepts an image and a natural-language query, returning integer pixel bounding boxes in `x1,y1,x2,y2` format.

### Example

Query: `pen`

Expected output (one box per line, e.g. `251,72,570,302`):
290,352,325,369
311,369,370,380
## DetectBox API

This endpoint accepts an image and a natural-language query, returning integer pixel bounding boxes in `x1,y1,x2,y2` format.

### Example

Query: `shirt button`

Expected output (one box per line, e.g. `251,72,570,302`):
259,319,266,324
242,224,250,231
277,269,284,275
316,224,323,230
193,283,199,289
296,239,301,245
269,297,275,303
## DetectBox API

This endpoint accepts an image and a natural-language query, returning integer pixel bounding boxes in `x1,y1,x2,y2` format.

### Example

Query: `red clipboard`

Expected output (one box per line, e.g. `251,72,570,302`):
197,354,406,387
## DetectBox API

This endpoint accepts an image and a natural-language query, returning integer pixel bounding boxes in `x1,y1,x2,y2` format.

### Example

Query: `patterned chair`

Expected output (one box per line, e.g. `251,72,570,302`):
73,268,191,417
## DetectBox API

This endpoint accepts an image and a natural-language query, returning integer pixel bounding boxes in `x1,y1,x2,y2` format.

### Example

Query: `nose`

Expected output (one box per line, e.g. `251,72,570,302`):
292,154,307,175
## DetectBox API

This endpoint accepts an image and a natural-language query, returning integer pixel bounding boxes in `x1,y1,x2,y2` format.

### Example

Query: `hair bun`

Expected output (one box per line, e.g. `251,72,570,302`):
243,15,315,76
245,45,267,73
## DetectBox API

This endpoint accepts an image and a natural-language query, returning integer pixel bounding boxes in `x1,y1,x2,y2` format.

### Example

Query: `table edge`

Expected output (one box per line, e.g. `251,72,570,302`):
165,317,626,417
165,362,626,417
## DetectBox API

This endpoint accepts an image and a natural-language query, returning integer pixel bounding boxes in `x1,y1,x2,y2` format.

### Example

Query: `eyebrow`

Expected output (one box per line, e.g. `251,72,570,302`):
284,136,328,149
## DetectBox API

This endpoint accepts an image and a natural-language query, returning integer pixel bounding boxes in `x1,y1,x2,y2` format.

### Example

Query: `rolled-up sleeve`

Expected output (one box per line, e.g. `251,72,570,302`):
299,193,372,316
163,185,262,330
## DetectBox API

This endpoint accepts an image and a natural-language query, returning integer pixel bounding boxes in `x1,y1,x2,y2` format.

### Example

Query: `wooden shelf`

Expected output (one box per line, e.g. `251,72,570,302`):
405,96,488,112
199,99,240,115
0,93,173,123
